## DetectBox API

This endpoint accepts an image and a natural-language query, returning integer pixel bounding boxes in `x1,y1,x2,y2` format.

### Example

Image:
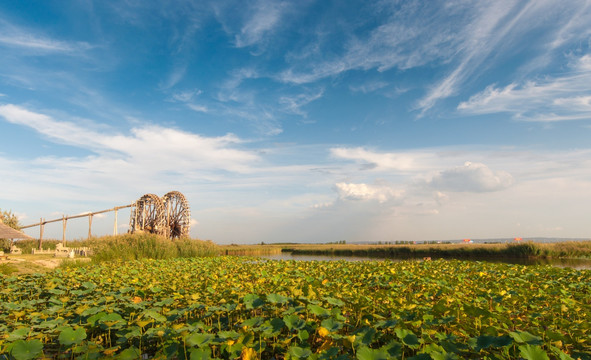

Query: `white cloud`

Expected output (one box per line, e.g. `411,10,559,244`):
277,1,521,90
13,212,27,221
220,68,259,94
0,35,75,52
77,211,106,219
427,161,514,192
212,0,291,50
187,104,209,113
334,182,401,203
171,89,202,102
311,202,333,209
330,147,431,172
161,65,187,89
235,0,288,48
0,19,92,54
273,1,590,118
458,54,591,121
434,191,449,205
2,121,591,242
416,0,538,115
0,104,101,148
349,81,388,94
279,89,324,116
0,104,259,173
420,1,591,115
548,1,591,49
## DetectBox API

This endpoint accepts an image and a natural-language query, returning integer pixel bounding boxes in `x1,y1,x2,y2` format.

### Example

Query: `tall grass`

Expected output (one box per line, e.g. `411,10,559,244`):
89,233,218,262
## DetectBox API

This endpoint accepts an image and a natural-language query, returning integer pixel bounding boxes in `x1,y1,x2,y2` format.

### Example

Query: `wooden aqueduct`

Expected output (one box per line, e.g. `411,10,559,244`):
21,191,190,247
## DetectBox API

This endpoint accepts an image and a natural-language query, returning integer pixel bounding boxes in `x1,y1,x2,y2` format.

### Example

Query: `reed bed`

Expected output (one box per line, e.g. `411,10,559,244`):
89,233,218,262
218,244,283,256
282,240,591,259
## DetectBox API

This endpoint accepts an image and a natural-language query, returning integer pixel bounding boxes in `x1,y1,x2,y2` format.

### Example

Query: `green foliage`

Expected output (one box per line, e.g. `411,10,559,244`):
9,339,43,360
58,258,93,270
0,258,589,359
0,209,21,230
1,209,23,252
58,327,87,346
0,263,18,275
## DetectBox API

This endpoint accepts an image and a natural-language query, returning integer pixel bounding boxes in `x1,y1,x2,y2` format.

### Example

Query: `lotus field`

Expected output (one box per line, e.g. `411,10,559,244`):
1,258,590,359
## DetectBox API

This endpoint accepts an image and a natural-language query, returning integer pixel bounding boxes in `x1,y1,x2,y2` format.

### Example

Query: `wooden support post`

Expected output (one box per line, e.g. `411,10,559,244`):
39,218,44,250
62,215,67,245
88,214,93,240
114,208,118,235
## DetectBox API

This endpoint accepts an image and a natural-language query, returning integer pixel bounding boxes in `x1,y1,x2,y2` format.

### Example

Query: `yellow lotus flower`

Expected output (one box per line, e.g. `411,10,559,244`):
241,347,258,360
318,327,330,337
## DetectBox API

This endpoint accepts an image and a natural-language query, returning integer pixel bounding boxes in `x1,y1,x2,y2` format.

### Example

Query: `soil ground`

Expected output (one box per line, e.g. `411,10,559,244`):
0,254,91,274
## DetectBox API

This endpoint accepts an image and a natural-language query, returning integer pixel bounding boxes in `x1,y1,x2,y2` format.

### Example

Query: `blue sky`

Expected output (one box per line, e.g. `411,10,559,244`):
1,0,590,244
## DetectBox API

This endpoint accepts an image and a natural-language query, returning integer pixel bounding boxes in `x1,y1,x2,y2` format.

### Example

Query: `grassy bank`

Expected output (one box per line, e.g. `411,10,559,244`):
8,234,218,261
281,240,591,259
1,234,219,274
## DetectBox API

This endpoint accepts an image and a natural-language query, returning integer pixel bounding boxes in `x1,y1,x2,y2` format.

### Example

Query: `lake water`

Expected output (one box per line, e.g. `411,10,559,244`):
258,253,591,270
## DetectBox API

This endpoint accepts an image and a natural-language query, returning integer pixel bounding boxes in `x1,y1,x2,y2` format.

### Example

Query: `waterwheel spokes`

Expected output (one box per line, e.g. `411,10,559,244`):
162,191,191,239
129,193,166,236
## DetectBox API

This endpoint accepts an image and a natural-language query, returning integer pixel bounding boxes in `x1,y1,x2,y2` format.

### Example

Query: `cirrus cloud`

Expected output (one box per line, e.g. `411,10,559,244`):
458,54,591,122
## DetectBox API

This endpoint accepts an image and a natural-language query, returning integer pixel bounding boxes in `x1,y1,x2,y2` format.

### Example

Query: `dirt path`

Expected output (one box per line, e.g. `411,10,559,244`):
1,256,90,274
32,258,63,269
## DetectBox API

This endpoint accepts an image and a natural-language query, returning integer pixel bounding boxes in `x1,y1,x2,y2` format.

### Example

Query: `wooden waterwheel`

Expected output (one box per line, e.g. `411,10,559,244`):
130,193,165,235
162,191,191,239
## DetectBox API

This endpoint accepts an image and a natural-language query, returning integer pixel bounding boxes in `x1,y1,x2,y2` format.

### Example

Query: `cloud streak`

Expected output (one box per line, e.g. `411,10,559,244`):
235,0,289,48
330,147,432,172
0,104,259,173
0,19,92,54
279,88,324,116
458,54,591,121
415,0,538,115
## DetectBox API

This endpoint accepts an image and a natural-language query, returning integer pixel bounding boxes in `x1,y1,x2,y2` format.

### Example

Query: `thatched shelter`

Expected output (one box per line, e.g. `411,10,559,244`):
0,222,32,239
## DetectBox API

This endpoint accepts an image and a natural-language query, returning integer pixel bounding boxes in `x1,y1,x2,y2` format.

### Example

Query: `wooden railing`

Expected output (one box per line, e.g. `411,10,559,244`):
21,204,133,249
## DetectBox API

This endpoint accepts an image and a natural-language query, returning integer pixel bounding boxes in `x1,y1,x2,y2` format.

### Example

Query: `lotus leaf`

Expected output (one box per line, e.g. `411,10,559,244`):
10,339,43,360
58,327,87,346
